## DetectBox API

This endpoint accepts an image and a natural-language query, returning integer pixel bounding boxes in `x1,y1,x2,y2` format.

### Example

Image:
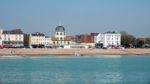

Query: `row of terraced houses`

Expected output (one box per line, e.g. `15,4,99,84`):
0,25,121,49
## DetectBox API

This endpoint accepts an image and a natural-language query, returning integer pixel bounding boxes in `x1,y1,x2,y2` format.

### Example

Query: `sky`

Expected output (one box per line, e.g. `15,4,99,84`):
0,0,150,37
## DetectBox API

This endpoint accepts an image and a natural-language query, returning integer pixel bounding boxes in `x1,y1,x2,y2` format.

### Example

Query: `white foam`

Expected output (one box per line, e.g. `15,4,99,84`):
0,55,23,58
92,55,121,58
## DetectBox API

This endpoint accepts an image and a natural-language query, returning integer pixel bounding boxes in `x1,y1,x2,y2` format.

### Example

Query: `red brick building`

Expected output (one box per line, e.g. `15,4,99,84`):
77,33,98,43
81,34,91,43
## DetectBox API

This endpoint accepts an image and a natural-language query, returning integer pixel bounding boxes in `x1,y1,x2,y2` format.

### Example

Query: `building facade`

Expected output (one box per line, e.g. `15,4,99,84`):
81,34,91,43
75,33,98,43
51,25,74,47
96,32,121,48
0,29,24,48
24,32,52,48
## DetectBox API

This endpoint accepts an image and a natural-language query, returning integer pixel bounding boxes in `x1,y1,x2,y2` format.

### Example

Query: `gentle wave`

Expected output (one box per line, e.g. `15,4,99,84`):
0,55,24,58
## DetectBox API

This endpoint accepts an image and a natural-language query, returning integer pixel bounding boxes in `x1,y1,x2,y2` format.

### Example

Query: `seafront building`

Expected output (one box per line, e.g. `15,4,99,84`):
74,33,98,48
75,33,98,43
0,29,24,48
24,32,52,48
51,25,75,48
95,32,121,48
0,27,121,49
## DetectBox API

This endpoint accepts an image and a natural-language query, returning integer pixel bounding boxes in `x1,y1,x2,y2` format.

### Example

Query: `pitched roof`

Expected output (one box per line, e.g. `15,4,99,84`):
3,29,23,34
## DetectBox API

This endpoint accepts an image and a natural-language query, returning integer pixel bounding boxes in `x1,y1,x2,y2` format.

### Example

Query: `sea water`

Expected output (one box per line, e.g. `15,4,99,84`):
0,55,150,84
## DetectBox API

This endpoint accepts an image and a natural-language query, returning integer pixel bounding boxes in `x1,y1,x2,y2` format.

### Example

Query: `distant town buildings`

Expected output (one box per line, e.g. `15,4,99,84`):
0,25,121,49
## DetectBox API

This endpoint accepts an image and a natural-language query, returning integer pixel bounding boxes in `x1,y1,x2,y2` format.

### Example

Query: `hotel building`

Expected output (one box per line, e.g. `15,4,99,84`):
24,32,52,48
0,29,24,48
95,32,121,48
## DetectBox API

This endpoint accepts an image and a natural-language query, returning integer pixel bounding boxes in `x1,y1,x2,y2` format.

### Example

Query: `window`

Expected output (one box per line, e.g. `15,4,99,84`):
107,38,110,40
56,33,59,35
116,41,118,44
4,34,6,40
68,41,70,45
8,36,10,41
19,37,21,40
60,37,62,40
16,35,18,40
60,33,62,35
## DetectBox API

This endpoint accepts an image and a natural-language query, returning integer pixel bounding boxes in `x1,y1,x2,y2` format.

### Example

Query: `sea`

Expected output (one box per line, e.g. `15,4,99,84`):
0,55,150,84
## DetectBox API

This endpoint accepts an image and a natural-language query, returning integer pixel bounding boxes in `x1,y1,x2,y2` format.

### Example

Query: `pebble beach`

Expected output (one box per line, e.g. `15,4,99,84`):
0,48,150,56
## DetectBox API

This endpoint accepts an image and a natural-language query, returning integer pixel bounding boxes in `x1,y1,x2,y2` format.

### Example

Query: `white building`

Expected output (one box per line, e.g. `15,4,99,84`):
24,32,52,48
96,32,121,48
51,25,74,47
0,29,24,48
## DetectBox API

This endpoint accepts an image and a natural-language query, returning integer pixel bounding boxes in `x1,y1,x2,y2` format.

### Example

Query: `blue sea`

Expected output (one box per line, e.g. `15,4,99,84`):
0,55,150,84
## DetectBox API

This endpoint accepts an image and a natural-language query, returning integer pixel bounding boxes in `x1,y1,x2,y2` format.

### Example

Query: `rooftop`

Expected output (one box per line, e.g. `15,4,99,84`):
3,29,23,34
55,26,65,32
103,31,119,34
31,32,45,36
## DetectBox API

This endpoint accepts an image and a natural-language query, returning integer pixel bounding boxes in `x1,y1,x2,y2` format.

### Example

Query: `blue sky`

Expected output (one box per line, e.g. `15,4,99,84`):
0,0,150,37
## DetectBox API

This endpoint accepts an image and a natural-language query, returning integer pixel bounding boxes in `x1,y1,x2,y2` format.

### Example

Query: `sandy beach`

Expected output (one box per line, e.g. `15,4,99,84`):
0,48,150,56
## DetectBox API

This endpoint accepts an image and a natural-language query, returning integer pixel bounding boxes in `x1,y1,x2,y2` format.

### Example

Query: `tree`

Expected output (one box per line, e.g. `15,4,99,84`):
120,31,136,48
145,38,150,44
135,38,144,48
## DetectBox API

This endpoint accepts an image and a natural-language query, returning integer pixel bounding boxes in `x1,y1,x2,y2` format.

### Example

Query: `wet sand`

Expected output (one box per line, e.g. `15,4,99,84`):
0,48,150,56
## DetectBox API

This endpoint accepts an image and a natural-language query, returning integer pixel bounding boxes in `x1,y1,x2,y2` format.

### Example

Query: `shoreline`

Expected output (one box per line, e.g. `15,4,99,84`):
0,48,150,56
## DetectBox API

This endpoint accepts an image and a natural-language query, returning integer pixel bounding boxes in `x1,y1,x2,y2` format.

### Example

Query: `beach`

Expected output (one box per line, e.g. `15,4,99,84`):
0,48,150,56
